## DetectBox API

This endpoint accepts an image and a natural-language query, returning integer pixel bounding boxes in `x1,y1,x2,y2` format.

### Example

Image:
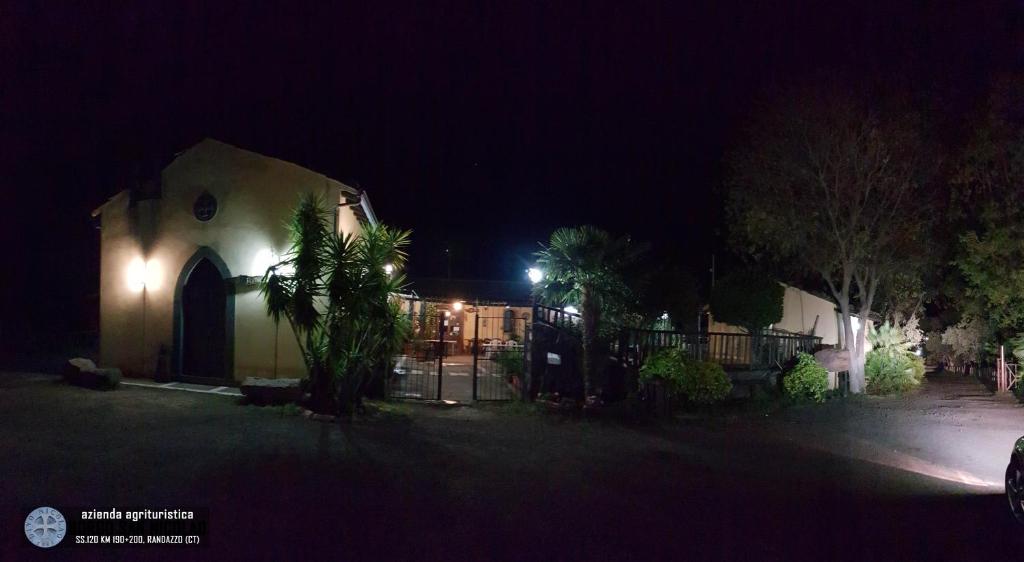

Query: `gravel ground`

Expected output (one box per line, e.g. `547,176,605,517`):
2,370,1024,561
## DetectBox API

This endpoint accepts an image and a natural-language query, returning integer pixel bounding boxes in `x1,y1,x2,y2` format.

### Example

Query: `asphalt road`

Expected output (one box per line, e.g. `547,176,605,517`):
2,370,1024,561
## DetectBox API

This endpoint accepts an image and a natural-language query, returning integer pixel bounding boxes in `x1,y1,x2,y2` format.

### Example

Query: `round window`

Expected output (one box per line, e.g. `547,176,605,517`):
193,191,218,222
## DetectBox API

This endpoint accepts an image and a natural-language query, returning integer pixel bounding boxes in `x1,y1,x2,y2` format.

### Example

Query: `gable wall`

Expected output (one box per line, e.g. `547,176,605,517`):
98,140,367,381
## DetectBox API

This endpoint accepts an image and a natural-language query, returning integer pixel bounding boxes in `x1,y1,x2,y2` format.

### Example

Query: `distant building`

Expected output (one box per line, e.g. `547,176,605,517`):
708,283,870,347
399,278,534,355
92,139,377,383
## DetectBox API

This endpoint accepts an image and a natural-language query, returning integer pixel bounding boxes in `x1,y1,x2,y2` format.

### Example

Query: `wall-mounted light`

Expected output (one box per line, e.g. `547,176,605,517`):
254,248,294,277
252,248,276,277
127,258,162,292
452,301,463,312
127,258,146,292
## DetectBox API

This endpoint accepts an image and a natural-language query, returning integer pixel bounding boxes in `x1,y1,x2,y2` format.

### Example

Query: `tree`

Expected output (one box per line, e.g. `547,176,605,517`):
955,226,1024,334
726,92,931,393
261,193,412,416
709,268,784,366
709,269,784,334
877,272,930,328
639,267,701,331
950,84,1024,339
533,226,647,402
941,317,986,369
924,330,951,364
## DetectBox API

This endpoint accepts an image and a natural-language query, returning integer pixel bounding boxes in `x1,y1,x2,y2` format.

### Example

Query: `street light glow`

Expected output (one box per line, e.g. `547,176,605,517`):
383,263,395,275
527,267,543,284
452,301,463,311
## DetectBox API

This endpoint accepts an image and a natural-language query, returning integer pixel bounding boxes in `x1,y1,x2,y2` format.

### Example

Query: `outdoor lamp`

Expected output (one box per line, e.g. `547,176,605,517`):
127,258,162,292
127,258,147,292
453,301,463,312
564,305,579,314
527,267,543,284
383,263,395,275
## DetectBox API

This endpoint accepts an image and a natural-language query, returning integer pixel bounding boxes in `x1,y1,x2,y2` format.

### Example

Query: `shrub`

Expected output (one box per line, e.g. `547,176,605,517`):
908,354,925,383
783,352,828,403
865,321,926,394
639,348,688,389
493,349,524,376
640,348,732,405
865,349,923,394
679,360,733,404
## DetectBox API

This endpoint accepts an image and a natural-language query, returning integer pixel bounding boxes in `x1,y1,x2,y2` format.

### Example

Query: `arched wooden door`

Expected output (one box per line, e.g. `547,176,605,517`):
181,258,228,379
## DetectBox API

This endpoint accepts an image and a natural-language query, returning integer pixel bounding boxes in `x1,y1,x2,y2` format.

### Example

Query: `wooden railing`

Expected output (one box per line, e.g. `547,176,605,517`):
533,304,582,334
617,329,821,370
533,303,821,371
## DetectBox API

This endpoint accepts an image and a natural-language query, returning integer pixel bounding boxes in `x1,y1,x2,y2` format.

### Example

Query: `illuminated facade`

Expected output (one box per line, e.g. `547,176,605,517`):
92,139,376,383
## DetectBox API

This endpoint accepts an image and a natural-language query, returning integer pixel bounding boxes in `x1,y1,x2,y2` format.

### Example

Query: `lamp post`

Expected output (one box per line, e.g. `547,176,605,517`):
527,267,543,321
526,267,544,401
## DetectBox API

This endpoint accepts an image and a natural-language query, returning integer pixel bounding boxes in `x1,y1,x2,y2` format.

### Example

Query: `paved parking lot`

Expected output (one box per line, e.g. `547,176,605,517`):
3,370,1024,560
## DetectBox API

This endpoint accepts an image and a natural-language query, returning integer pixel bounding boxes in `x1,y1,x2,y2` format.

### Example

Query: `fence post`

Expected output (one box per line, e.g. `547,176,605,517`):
472,311,479,401
522,317,530,401
999,345,1007,393
437,315,444,401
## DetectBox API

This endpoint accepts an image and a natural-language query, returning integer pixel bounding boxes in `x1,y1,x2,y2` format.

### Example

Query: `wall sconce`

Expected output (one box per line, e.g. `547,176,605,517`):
127,258,162,292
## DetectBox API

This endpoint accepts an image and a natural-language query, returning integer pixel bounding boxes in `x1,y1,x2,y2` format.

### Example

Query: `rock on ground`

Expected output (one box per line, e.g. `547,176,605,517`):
241,377,302,404
63,358,120,389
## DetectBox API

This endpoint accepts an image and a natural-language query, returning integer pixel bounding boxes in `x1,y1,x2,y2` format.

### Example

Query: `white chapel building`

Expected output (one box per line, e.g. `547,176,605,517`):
92,139,377,383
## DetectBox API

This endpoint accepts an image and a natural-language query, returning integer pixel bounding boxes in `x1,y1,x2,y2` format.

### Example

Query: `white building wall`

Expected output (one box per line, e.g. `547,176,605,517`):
709,283,845,346
706,283,877,356
97,139,370,381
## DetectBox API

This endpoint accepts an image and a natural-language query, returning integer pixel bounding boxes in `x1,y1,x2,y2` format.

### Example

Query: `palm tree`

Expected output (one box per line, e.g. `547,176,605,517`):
534,226,647,402
261,193,412,416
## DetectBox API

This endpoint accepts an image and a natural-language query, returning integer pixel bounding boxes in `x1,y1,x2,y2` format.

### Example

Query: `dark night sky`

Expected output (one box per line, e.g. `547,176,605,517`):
1,1,1021,336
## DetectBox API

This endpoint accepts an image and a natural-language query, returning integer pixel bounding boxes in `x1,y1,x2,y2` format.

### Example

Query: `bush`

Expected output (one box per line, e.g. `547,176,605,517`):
865,349,923,394
783,352,828,403
908,354,925,383
492,349,524,376
865,321,926,395
639,348,687,388
679,360,733,404
640,348,732,405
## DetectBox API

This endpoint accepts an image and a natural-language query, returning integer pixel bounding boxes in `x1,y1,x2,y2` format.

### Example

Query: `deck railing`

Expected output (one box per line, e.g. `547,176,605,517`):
617,328,821,370
533,304,821,371
533,304,582,335
529,304,823,402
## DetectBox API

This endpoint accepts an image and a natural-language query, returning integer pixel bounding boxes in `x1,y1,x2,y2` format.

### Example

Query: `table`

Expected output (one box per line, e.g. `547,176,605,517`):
423,340,458,357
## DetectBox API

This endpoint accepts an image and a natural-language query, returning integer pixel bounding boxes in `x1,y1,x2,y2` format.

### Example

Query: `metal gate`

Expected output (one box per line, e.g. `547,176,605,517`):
471,313,527,401
388,301,527,402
